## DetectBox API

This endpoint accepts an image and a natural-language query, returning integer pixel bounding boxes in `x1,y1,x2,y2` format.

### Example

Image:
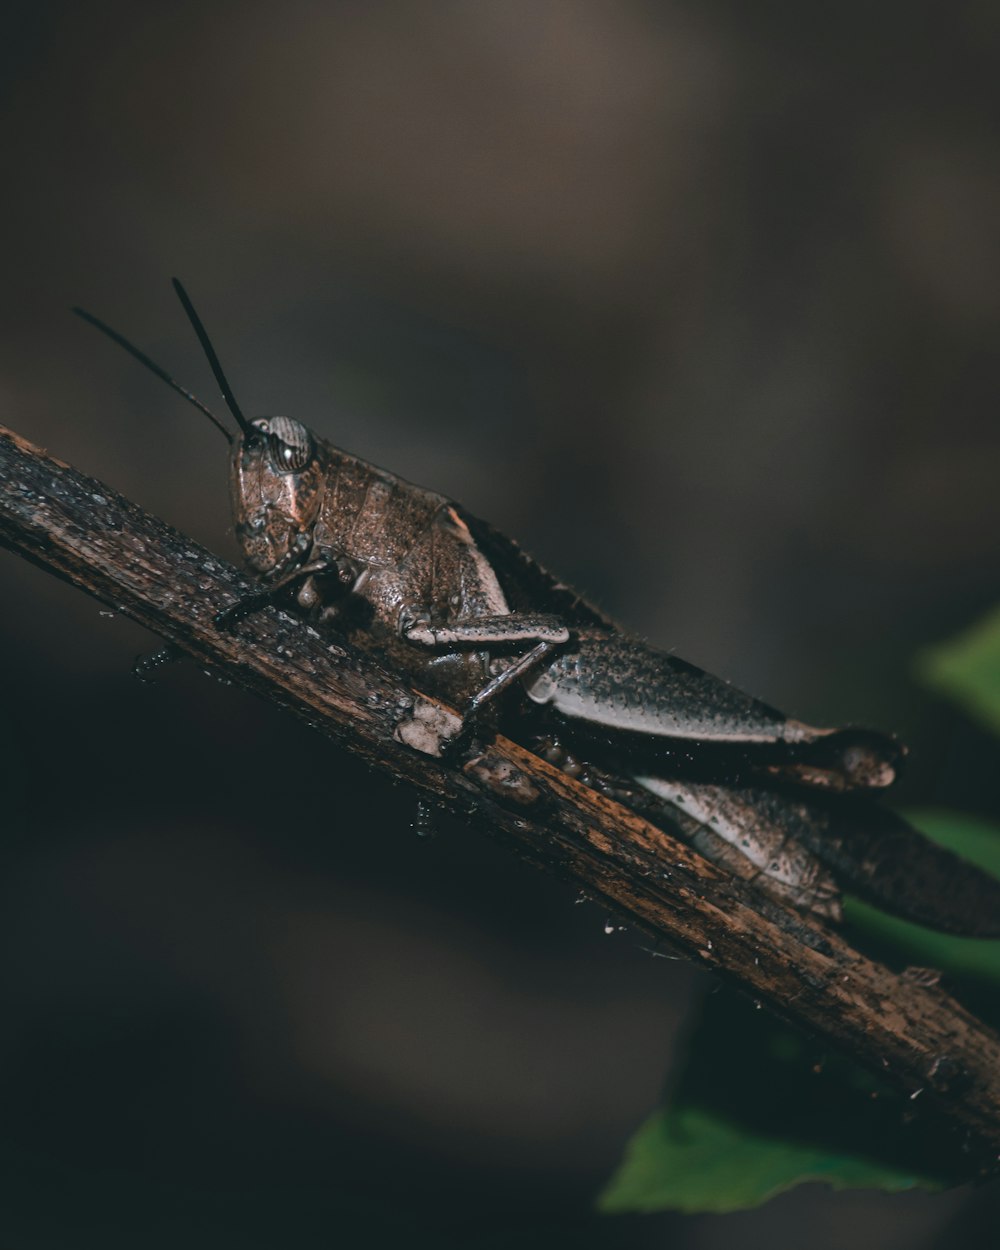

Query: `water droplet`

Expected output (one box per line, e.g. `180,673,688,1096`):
753,1000,763,1010
196,662,231,686
98,609,115,619
603,921,615,935
412,799,435,838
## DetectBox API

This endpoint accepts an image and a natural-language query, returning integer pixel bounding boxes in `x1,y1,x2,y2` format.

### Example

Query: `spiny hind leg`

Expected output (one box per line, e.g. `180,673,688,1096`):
399,610,571,750
400,640,566,759
531,736,842,921
629,773,842,920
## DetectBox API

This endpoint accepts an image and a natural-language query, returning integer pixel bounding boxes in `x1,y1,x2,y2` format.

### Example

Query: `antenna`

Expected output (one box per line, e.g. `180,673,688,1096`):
72,306,234,443
171,278,254,438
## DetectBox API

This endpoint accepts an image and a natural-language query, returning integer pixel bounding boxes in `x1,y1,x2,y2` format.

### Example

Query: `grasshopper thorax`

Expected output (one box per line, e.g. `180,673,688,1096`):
232,416,325,576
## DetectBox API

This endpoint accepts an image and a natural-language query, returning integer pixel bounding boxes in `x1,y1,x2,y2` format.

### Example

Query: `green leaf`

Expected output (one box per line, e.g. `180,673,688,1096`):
599,989,948,1216
601,811,1000,1216
918,605,1000,732
598,1104,927,1215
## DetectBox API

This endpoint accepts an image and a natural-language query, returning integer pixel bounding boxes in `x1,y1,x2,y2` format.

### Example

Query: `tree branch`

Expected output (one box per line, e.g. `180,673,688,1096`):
1,422,999,1173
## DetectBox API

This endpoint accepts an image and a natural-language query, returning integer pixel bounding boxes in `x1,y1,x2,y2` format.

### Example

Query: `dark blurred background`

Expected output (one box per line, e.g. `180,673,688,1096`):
1,2,999,1247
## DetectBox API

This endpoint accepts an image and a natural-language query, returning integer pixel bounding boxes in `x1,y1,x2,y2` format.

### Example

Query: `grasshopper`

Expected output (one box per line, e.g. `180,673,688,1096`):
75,281,1000,937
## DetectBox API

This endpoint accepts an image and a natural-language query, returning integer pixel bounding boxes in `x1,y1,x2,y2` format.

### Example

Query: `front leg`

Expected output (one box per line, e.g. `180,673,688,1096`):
215,552,363,631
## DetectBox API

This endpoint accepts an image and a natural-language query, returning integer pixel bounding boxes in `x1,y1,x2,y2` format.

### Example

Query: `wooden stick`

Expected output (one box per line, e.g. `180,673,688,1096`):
1,423,998,1172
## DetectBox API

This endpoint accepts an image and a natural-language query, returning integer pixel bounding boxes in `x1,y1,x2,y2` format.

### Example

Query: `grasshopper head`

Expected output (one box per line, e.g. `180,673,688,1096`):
74,281,326,580
232,415,325,576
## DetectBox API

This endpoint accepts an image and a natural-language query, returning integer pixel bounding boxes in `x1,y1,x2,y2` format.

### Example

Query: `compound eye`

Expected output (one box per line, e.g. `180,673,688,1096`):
265,415,313,473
